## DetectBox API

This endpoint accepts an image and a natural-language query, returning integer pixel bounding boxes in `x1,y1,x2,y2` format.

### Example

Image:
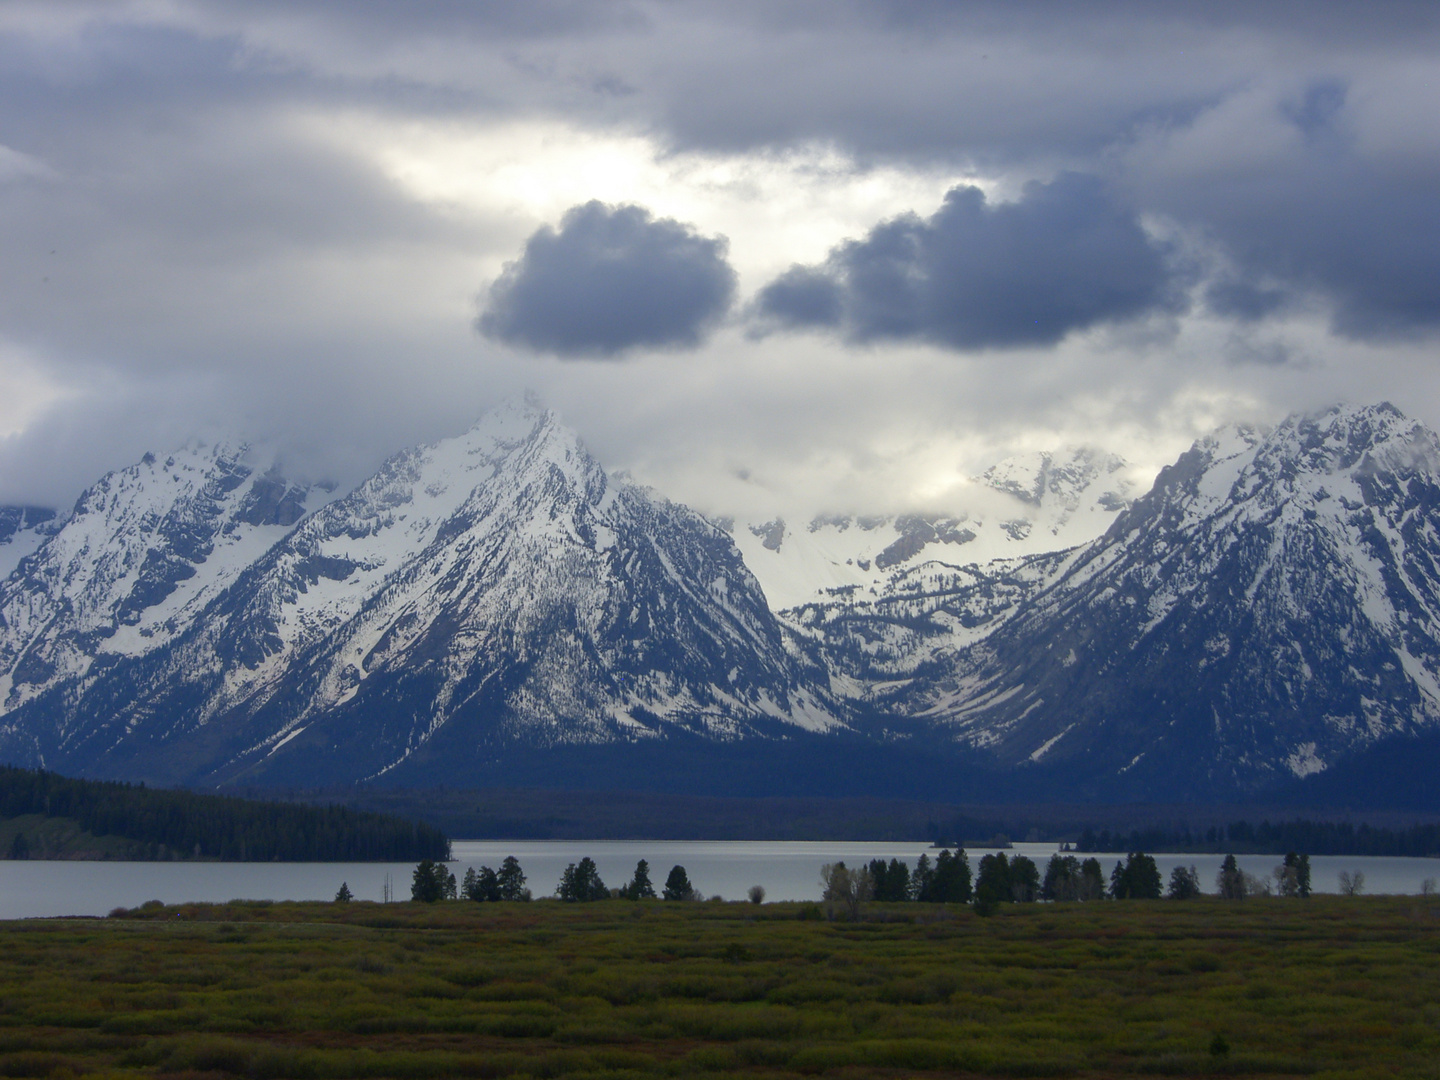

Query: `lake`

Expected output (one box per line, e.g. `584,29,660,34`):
2,841,1436,919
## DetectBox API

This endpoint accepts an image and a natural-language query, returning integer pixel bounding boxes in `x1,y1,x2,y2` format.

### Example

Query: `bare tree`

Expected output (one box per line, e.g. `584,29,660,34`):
820,862,873,919
1243,872,1273,897
1338,870,1365,896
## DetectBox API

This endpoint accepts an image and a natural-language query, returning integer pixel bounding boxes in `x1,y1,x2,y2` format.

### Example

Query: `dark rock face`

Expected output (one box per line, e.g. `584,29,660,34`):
750,519,785,552
0,507,55,545
874,515,977,570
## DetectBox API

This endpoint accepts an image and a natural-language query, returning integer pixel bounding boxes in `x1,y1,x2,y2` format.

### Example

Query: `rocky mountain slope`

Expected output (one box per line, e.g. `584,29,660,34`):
797,403,1440,798
0,402,837,787
0,445,320,718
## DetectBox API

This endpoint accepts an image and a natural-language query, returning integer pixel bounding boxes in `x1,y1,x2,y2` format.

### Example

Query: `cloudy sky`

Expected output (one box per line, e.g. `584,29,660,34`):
1,1,1437,520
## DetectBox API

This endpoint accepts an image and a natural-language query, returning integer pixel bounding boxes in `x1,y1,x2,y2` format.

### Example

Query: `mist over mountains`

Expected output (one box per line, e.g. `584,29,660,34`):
2,400,1438,809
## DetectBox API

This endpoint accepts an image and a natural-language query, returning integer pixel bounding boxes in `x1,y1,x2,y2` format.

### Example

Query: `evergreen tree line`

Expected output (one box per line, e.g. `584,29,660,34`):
824,848,1322,912
407,848,1326,906
408,857,712,903
1077,818,1440,857
554,858,704,902
0,767,449,862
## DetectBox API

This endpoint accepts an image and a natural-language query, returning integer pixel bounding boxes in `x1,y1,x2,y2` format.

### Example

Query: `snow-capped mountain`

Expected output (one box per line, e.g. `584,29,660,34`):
0,445,320,715
812,403,1440,798
730,448,1136,610
0,401,838,787
3,398,1440,804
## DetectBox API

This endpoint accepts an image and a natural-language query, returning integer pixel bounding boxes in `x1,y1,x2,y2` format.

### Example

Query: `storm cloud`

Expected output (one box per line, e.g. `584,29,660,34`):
1133,75,1440,341
754,174,1180,350
0,1,1438,523
478,202,737,357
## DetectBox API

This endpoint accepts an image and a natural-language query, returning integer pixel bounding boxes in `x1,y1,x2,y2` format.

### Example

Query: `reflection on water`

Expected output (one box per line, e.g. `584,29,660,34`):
2,840,1435,919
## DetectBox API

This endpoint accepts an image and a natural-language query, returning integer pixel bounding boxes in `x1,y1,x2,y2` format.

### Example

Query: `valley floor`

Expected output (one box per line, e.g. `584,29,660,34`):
3,895,1437,1078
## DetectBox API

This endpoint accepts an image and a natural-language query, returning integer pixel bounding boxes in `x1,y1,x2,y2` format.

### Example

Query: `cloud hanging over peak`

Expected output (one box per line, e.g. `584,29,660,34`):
751,173,1182,351
477,201,737,357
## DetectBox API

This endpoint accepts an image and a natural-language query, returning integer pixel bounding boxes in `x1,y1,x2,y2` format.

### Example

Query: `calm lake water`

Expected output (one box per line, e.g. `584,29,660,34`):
2,841,1436,920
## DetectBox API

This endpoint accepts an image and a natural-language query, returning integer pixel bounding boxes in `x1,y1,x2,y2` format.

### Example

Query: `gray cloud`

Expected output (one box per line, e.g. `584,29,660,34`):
1,1,1439,521
478,202,737,357
1135,77,1440,342
1205,278,1291,323
754,174,1180,350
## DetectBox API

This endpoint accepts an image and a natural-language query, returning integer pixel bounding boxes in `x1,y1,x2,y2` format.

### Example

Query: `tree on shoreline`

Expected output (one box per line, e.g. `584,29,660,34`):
664,865,697,901
1276,852,1312,897
1110,853,1162,900
1217,854,1249,899
411,859,456,903
498,856,530,901
1166,865,1202,900
915,848,972,903
621,859,656,900
868,858,912,902
821,862,872,919
557,857,608,902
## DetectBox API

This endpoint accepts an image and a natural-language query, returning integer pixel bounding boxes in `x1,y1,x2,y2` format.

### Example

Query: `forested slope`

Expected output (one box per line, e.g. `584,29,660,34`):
0,767,449,861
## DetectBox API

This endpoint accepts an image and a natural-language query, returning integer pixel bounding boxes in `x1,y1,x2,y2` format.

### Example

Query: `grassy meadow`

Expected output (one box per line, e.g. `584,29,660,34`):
2,895,1438,1079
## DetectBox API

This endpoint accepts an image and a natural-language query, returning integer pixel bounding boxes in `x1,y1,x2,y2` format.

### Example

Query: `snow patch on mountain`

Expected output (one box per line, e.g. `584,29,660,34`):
731,447,1138,610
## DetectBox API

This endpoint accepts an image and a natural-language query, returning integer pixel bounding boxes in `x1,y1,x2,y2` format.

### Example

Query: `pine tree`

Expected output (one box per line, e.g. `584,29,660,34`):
1277,852,1312,898
1110,853,1162,899
1166,865,1202,900
663,864,695,901
974,852,1011,912
1043,854,1083,901
410,859,455,902
557,857,608,902
911,853,935,901
1079,857,1107,900
334,881,353,902
497,856,529,901
623,859,656,900
1217,854,1246,899
1008,855,1040,902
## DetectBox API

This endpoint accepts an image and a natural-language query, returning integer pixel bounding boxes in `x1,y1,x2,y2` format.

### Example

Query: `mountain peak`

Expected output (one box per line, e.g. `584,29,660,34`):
863,400,1440,799
0,441,322,712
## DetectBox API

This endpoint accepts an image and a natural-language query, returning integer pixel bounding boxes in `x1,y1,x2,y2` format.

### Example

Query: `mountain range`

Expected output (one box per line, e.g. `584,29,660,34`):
2,399,1438,807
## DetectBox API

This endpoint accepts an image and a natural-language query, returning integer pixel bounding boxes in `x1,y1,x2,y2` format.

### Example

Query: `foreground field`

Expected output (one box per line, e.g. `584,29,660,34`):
2,897,1437,1079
